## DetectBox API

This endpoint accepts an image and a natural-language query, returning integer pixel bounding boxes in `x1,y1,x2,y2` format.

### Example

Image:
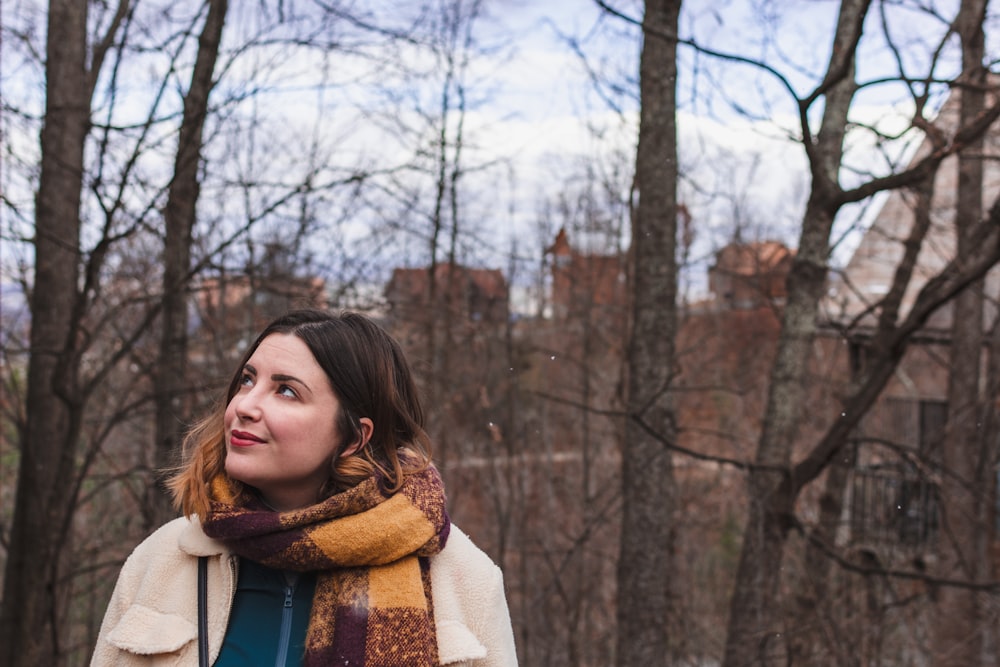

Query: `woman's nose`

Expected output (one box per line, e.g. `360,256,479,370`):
233,390,262,421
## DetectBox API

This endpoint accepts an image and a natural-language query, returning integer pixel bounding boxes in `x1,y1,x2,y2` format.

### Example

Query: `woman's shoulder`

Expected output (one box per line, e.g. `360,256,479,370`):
126,516,190,556
125,515,224,566
108,517,226,610
438,525,501,574
432,525,506,596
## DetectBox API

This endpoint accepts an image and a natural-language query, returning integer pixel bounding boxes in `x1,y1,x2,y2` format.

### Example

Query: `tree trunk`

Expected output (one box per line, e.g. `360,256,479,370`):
788,164,937,665
982,313,1000,661
932,1,989,662
787,455,852,666
0,2,89,664
615,1,681,664
152,0,228,528
721,2,867,665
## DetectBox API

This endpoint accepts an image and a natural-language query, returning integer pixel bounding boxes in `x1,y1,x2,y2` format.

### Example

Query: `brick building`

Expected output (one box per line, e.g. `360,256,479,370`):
820,89,1000,566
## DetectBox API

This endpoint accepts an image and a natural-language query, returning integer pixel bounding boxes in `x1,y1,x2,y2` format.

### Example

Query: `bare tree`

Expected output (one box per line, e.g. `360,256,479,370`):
508,167,629,665
719,2,1000,664
932,0,993,663
0,2,128,664
591,1,1000,662
359,0,515,472
152,0,228,526
616,1,683,664
422,0,485,470
5,2,998,665
0,3,398,662
721,4,867,660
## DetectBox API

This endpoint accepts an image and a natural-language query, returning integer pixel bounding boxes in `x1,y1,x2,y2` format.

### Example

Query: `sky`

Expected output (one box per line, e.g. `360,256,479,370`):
484,1,961,274
0,0,981,302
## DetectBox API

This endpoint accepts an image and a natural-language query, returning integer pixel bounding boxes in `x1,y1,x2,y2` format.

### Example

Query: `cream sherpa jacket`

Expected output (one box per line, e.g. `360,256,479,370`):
91,517,517,666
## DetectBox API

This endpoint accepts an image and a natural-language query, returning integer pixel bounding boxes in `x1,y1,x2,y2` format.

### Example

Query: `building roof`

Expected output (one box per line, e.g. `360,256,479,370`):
385,264,508,303
822,89,1000,335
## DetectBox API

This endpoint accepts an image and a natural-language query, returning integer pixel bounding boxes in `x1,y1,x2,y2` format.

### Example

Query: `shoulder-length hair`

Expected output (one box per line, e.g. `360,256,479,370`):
168,309,433,517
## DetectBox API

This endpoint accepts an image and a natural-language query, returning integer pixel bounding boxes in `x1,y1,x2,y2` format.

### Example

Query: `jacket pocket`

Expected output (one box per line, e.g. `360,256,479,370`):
106,604,197,655
437,619,487,665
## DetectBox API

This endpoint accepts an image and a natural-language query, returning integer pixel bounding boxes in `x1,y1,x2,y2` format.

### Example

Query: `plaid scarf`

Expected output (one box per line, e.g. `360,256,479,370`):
201,464,450,666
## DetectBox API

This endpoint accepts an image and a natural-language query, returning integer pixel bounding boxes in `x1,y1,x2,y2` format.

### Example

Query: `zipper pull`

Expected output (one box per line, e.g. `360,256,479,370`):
284,585,294,609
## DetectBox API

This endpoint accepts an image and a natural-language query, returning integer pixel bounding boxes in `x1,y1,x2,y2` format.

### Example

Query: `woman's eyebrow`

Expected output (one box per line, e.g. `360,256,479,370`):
272,373,310,391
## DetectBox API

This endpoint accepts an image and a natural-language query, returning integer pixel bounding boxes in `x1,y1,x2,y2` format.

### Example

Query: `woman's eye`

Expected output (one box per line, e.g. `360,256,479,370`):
277,384,297,398
239,373,254,387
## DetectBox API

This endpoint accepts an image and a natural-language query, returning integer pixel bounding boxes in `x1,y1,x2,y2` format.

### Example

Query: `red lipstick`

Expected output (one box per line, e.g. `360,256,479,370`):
230,430,264,448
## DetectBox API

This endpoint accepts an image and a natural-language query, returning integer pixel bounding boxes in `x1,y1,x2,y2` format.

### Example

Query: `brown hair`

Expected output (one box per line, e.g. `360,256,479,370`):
168,309,433,517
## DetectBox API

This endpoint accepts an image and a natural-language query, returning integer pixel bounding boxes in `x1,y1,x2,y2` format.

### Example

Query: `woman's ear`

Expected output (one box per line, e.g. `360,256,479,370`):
340,417,374,458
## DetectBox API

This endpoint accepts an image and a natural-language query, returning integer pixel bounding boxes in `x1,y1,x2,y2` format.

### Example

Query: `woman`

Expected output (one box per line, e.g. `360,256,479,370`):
92,309,517,666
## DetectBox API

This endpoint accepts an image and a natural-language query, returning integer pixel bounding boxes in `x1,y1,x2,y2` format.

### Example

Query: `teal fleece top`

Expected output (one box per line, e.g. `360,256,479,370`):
215,558,317,667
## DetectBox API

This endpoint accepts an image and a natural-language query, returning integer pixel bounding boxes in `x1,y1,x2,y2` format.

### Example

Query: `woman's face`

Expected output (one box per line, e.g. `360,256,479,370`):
223,332,346,511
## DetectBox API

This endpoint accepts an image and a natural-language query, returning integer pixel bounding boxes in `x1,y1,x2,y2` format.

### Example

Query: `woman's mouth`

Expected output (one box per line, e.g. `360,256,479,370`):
230,430,265,448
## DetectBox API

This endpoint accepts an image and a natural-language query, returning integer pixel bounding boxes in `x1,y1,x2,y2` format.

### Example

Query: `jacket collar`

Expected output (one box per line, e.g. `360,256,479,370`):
177,515,229,557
